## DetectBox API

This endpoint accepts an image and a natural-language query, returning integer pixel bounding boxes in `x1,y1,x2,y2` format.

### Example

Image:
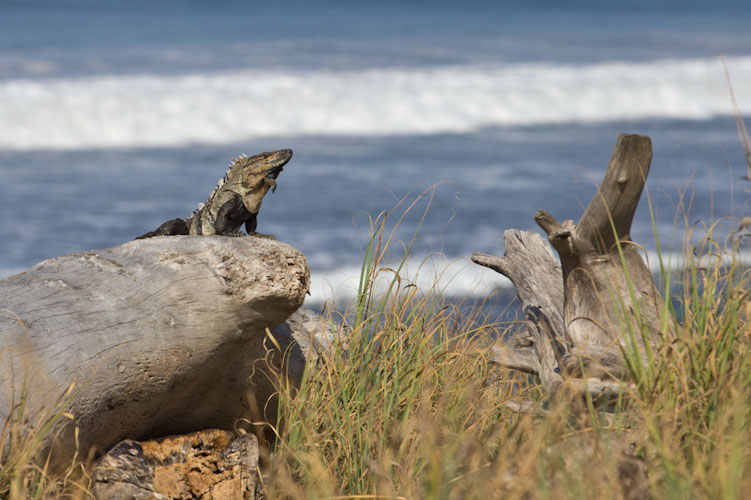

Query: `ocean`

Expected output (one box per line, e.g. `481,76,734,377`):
1,0,750,310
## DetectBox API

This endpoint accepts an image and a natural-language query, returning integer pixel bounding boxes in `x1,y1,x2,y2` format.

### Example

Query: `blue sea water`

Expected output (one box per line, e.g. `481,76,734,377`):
1,1,750,308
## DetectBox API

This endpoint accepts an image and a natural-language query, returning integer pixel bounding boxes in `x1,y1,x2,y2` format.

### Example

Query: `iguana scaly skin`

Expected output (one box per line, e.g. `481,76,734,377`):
137,149,292,239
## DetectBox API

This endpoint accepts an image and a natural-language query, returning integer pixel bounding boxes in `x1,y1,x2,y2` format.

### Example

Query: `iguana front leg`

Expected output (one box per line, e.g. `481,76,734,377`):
214,194,252,236
245,214,257,234
214,195,265,236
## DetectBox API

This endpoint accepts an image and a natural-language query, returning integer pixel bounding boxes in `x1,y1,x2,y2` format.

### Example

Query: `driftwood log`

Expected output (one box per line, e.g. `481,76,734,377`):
474,134,670,394
0,236,310,470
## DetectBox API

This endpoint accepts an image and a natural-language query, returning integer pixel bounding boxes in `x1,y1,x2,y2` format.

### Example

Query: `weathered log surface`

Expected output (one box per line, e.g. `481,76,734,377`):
272,306,338,365
0,236,309,468
473,230,566,390
490,344,538,376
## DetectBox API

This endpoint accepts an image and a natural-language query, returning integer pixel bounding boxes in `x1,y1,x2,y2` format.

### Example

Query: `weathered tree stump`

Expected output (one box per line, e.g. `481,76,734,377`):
0,236,309,470
474,134,670,391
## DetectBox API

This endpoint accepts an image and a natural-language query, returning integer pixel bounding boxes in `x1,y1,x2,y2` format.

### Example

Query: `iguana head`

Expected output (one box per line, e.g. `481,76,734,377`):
243,149,292,184
224,149,292,215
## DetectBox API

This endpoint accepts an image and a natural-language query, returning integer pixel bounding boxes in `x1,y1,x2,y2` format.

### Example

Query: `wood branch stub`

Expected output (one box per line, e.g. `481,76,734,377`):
473,229,565,390
490,345,539,376
535,133,668,377
501,399,540,414
578,134,652,251
554,377,634,406
472,230,565,342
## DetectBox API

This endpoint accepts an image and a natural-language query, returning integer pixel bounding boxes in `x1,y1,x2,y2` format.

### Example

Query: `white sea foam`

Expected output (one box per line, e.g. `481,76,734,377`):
306,256,513,307
1,56,750,151
305,249,751,307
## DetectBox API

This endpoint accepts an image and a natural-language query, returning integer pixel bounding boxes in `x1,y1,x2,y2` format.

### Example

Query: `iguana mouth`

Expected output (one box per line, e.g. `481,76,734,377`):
262,149,292,180
266,164,285,179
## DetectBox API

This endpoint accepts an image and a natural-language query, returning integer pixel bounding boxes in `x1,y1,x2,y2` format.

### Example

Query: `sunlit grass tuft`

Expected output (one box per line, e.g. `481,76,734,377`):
0,374,89,500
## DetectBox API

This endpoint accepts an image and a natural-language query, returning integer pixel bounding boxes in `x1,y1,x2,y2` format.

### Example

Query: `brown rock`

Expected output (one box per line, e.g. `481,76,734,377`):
90,440,159,500
92,429,258,500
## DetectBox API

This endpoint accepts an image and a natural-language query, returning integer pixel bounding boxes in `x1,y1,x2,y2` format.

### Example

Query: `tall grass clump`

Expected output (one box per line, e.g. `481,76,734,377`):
0,373,89,499
630,216,751,498
265,188,524,498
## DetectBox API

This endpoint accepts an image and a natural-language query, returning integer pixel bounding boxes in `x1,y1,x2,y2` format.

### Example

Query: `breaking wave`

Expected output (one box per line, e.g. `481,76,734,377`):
1,55,750,151
304,248,751,307
306,257,512,307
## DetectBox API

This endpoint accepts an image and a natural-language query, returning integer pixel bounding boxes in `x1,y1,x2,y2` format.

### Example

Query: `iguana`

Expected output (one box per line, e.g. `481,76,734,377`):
137,149,292,239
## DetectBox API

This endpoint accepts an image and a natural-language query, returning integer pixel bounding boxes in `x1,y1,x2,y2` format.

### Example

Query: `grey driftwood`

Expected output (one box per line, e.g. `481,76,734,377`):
0,236,309,470
474,134,669,397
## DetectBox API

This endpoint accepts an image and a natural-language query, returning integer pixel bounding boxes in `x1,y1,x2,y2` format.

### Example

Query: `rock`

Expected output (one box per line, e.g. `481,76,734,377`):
90,440,158,500
91,429,258,500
